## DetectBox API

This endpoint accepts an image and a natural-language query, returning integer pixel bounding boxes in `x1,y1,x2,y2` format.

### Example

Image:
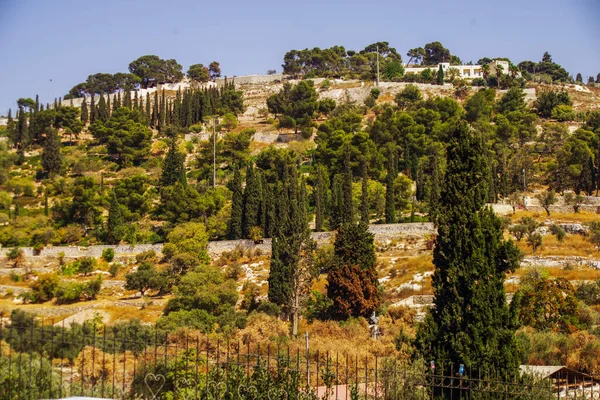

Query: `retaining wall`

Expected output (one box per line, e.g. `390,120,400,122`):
0,223,434,262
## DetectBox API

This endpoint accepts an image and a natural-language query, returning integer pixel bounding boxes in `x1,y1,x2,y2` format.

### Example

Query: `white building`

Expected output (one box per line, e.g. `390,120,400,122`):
404,59,519,80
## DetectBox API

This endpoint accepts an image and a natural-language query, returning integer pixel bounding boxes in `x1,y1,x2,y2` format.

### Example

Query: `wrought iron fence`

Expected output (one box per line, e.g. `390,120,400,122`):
0,316,584,399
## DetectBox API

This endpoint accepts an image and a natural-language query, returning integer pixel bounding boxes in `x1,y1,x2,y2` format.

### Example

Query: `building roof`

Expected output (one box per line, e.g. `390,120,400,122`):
520,365,600,383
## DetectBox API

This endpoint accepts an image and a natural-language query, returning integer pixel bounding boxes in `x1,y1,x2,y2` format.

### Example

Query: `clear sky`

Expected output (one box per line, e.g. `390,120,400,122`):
1,0,599,115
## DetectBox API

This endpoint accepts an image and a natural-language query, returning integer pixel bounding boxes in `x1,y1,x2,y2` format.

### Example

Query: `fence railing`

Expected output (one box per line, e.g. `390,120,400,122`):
0,317,579,399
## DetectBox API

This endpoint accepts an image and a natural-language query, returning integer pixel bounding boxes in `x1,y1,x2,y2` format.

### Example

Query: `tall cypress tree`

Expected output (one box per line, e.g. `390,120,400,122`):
97,94,108,122
268,164,312,317
342,146,354,224
41,128,63,177
314,165,327,232
160,140,187,187
146,92,152,121
90,93,97,123
385,152,396,223
360,161,369,225
437,64,445,85
123,90,132,109
133,90,139,111
81,98,88,123
113,92,121,111
415,120,521,379
242,164,262,238
106,190,125,244
227,166,243,240
330,174,344,230
106,95,111,117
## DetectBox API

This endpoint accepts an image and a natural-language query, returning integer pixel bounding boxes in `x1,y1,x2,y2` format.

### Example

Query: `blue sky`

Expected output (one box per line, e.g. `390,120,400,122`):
1,0,599,115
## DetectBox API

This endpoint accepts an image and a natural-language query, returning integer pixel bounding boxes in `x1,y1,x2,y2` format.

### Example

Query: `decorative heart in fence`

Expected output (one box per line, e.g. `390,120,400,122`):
175,377,198,400
144,373,166,400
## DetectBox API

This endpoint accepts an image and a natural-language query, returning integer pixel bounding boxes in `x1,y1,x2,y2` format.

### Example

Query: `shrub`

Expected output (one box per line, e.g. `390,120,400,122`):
109,263,121,278
551,104,576,121
102,248,115,262
255,301,282,317
550,224,566,242
28,273,60,303
55,282,84,304
78,257,96,276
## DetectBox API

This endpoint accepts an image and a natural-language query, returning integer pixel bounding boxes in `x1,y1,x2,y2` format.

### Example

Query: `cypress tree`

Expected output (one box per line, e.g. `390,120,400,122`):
113,92,121,111
41,128,63,177
268,164,311,316
330,174,344,230
16,106,29,150
106,95,111,117
342,146,354,224
259,172,268,234
133,90,139,111
227,166,243,240
90,94,96,123
415,120,521,380
327,217,380,319
437,64,445,85
315,166,327,232
152,91,159,127
429,153,443,221
159,90,166,131
146,93,151,121
385,152,396,223
106,190,125,244
44,188,49,216
81,98,88,123
97,94,108,122
123,90,132,109
264,182,276,238
242,164,262,238
360,161,369,225
160,140,187,187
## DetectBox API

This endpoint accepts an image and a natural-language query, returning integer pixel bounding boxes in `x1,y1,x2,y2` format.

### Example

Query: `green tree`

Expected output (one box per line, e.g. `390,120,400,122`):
268,165,313,323
437,64,445,85
267,81,318,133
41,129,63,177
242,165,262,238
534,89,572,118
160,140,187,187
415,120,521,379
106,190,126,244
535,190,557,216
423,41,451,65
314,165,327,232
187,64,209,83
385,152,396,224
80,99,88,123
406,47,425,65
227,166,243,240
163,222,210,274
395,85,422,110
208,61,221,80
125,262,157,296
128,55,183,86
89,107,152,166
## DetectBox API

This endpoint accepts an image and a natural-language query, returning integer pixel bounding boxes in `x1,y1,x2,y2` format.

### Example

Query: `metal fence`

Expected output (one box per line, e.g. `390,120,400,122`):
0,317,576,400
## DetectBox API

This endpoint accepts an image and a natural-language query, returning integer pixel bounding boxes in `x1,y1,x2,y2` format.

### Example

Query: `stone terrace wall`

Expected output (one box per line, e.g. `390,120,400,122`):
0,223,434,262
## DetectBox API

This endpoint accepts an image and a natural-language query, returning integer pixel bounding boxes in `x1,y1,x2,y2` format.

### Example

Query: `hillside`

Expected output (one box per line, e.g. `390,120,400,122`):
2,59,600,378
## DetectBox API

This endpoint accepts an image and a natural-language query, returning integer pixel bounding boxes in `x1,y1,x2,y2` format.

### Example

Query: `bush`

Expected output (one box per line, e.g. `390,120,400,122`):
472,77,486,87
109,263,121,278
551,104,576,121
101,248,115,262
550,224,566,242
28,273,60,303
54,282,84,304
77,257,96,276
255,301,281,317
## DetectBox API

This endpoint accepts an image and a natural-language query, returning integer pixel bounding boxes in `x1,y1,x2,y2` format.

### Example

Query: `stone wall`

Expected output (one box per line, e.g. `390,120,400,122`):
0,223,435,262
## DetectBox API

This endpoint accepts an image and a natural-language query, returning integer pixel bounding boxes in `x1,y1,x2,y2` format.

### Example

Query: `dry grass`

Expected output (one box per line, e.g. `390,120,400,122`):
514,266,600,282
514,233,597,257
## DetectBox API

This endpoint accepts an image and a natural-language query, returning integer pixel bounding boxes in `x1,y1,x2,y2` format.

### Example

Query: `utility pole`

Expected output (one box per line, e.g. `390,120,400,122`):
213,116,217,188
376,45,380,86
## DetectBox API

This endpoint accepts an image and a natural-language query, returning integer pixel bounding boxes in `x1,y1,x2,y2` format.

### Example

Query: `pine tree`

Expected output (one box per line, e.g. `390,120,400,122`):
160,140,187,187
576,73,583,83
385,152,396,223
81,98,89,123
437,64,445,85
106,190,125,244
227,166,243,240
327,220,380,319
415,120,521,380
152,91,159,127
242,165,263,238
41,128,63,177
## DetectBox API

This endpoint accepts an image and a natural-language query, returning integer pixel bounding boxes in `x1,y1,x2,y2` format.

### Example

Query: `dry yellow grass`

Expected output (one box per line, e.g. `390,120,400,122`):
515,233,598,257
514,266,600,282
